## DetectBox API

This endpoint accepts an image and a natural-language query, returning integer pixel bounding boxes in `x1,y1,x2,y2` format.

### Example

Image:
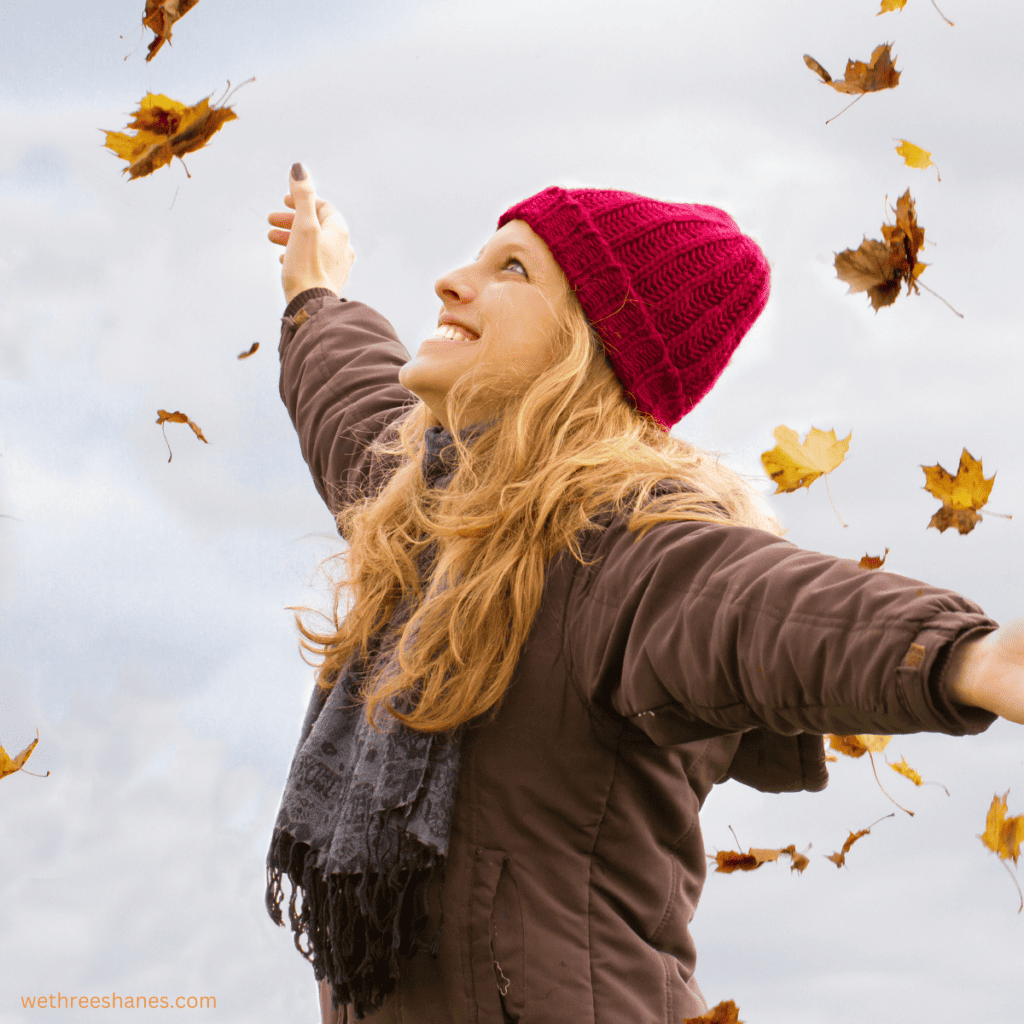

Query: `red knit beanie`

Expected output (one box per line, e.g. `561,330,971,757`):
497,186,771,431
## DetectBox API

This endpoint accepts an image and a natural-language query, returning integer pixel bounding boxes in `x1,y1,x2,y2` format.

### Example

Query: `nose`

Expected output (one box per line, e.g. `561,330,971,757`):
434,263,476,304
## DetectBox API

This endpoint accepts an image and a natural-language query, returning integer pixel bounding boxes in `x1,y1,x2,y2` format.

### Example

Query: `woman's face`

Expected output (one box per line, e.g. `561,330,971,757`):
399,218,571,431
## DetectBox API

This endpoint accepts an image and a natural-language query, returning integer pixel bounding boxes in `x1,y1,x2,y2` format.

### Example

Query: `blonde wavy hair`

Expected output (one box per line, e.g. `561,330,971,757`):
294,285,786,735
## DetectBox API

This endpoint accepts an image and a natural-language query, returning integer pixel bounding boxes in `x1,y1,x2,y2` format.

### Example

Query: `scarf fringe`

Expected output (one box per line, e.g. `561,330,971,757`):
265,813,446,1021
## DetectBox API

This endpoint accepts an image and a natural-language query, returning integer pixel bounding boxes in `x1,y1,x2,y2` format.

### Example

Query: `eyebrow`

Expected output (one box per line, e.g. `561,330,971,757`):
476,242,532,262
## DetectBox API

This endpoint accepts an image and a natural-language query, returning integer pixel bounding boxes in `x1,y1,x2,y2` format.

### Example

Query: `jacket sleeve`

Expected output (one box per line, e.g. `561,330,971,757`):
571,518,1000,744
279,291,417,524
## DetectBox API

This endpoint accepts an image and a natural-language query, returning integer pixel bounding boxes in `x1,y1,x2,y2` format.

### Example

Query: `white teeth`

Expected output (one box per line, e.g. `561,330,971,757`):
435,324,474,342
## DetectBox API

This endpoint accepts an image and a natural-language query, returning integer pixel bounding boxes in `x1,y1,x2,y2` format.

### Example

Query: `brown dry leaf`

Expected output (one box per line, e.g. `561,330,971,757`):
142,0,200,62
156,409,208,463
779,843,811,874
921,448,1009,535
834,189,928,311
685,1001,744,1024
803,42,901,94
237,342,259,359
102,80,251,180
858,547,890,570
0,729,50,781
827,814,894,868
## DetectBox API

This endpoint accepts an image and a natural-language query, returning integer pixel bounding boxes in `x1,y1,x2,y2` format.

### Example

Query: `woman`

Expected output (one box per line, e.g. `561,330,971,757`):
264,164,1022,1024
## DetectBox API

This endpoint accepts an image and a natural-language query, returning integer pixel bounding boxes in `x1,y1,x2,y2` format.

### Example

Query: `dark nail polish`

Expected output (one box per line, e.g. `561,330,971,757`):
291,162,306,180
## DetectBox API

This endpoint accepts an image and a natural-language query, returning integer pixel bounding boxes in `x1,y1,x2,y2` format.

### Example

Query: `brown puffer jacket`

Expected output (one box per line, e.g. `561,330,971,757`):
276,291,999,1024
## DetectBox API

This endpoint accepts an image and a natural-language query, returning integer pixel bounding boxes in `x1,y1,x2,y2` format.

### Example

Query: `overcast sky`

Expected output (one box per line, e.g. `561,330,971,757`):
2,1,1023,1021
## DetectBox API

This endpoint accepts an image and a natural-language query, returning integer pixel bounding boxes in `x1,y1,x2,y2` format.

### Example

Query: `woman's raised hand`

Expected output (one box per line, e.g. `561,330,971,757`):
268,163,356,305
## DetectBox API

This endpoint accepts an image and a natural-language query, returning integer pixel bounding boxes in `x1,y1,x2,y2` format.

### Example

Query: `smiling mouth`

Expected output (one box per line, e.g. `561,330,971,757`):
426,324,478,344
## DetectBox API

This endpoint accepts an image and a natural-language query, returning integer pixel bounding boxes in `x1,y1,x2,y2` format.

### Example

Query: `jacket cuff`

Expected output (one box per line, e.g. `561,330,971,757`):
283,288,340,321
897,615,1000,735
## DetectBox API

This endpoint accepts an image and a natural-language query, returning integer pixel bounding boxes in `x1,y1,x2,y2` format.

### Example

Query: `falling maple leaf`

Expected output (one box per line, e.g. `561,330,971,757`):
237,342,259,359
142,0,200,62
761,425,851,525
826,814,894,869
887,755,950,795
156,409,208,463
709,844,808,874
895,139,941,181
102,79,253,180
920,448,1011,535
834,189,934,312
827,734,892,758
1,729,50,781
980,791,1024,865
979,791,1024,911
859,548,889,570
685,1001,744,1024
878,0,954,25
803,43,901,94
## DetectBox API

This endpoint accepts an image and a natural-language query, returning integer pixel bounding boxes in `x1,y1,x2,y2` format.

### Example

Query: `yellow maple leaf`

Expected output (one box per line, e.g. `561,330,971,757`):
920,448,1010,535
895,139,941,180
980,791,1024,865
760,426,851,494
102,80,251,180
979,791,1024,911
0,729,49,781
888,756,922,785
827,734,892,758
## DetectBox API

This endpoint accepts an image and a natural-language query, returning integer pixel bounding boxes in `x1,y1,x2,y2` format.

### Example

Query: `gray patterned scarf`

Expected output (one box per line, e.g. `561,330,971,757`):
265,422,488,1021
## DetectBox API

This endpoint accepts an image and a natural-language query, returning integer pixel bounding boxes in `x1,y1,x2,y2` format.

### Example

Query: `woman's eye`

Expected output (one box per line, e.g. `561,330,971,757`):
503,257,527,277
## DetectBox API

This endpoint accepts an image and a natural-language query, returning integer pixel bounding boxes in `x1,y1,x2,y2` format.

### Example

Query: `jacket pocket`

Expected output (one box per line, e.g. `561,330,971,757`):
469,848,524,1024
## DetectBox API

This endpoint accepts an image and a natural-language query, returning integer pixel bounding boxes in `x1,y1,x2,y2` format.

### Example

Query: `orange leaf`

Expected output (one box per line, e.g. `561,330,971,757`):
685,1001,744,1024
142,0,200,62
102,80,251,180
237,342,259,359
859,547,889,569
156,409,208,462
827,814,894,868
803,42,901,95
0,729,50,781
710,844,807,874
921,448,1007,535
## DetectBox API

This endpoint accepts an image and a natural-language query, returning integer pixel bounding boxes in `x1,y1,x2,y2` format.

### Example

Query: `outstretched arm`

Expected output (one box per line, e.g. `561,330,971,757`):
948,616,1024,724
